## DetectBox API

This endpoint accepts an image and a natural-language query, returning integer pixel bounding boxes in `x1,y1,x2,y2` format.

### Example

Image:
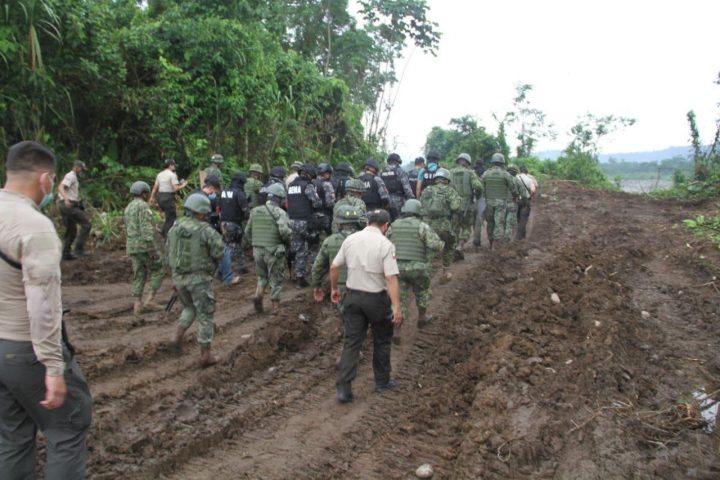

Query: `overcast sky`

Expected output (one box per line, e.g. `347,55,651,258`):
383,0,719,160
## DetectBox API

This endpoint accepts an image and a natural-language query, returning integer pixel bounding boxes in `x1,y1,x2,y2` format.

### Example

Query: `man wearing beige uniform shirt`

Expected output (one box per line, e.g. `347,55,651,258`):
150,158,188,238
0,141,92,479
330,209,403,403
58,160,92,260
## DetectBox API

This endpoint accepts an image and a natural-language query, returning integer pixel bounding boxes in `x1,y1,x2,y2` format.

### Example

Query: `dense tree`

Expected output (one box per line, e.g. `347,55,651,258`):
424,115,500,164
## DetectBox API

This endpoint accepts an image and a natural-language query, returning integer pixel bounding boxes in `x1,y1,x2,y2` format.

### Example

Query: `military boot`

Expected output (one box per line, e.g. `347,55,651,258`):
142,290,163,311
253,286,264,313
336,383,353,404
133,299,143,317
417,307,433,328
171,325,188,353
200,345,218,368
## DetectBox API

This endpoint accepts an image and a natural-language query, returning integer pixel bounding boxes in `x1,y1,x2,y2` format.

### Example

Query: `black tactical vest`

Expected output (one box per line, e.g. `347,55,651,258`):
360,172,382,209
287,177,313,220
422,163,439,189
380,166,402,194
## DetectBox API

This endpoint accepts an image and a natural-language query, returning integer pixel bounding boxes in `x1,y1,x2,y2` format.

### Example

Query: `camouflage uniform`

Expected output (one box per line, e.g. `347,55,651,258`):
505,176,528,241
203,166,223,187
124,198,164,298
245,176,264,209
287,179,322,280
167,216,225,344
314,177,336,234
420,184,461,267
481,166,519,242
387,217,444,319
380,164,414,220
244,201,292,300
333,196,367,231
310,227,358,311
450,165,483,242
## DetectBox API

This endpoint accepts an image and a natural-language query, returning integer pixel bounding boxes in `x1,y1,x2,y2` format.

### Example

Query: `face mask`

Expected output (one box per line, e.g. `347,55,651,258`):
207,193,217,200
39,192,54,209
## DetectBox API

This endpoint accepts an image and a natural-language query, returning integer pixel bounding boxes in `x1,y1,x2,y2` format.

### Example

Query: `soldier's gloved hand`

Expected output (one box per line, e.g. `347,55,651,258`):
313,288,325,303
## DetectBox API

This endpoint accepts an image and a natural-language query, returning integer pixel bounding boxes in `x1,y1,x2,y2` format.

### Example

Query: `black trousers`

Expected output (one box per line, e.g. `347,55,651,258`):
58,203,91,255
516,202,531,240
336,289,393,388
157,192,177,238
0,340,92,479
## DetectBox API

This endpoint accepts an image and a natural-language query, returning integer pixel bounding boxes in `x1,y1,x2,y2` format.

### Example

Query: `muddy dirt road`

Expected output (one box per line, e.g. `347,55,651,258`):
58,182,720,478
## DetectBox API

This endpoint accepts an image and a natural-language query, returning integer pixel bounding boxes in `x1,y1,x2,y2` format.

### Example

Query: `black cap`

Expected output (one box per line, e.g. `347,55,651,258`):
367,209,391,226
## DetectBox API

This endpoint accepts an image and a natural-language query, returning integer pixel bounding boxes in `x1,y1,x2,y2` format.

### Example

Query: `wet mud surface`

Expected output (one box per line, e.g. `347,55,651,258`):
56,182,720,478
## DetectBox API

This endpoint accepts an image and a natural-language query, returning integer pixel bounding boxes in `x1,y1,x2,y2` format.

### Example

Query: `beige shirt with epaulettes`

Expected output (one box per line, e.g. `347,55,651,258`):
332,225,399,293
0,190,64,376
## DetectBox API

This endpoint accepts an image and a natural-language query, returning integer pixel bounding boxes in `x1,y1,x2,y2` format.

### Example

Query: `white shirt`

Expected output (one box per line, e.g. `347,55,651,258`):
58,170,80,201
157,169,180,193
517,173,537,196
332,226,399,293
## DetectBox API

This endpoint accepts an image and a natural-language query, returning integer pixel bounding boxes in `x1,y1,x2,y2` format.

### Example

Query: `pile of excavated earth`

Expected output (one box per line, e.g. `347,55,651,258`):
55,182,720,479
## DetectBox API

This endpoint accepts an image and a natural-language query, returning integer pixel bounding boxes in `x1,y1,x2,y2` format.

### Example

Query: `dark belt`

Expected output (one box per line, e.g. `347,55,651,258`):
346,288,387,296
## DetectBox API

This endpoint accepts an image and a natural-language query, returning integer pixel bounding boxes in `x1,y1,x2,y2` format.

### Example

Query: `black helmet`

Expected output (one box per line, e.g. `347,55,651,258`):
300,163,317,178
387,153,401,164
318,163,333,174
427,150,441,161
231,171,247,186
335,162,353,174
363,158,379,171
270,166,286,179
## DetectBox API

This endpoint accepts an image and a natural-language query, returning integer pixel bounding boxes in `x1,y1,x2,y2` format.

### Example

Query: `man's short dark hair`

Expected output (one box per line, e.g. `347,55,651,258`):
204,174,221,190
367,209,390,226
414,157,425,165
520,166,529,173
6,141,56,173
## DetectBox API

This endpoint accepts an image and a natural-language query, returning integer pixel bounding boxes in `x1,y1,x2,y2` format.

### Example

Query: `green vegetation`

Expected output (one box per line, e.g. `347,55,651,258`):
683,215,720,247
1,0,440,210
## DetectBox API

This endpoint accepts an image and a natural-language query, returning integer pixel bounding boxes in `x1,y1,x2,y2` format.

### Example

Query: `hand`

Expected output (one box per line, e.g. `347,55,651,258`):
149,196,157,206
391,305,403,327
313,288,325,303
63,199,71,209
40,374,67,410
330,288,341,305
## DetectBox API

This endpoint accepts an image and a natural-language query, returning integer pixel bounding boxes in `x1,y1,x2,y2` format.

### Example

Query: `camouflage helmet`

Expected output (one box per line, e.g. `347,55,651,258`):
345,178,366,193
184,193,212,214
318,163,333,174
249,163,263,174
491,153,505,165
507,164,519,175
266,183,286,199
129,181,151,196
401,199,422,216
210,153,224,164
435,168,452,181
335,204,361,225
290,161,302,171
456,153,471,165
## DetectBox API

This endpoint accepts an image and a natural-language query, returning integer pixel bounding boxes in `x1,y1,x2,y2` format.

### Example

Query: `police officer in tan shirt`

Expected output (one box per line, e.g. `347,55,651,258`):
58,159,91,260
330,209,403,403
0,141,92,479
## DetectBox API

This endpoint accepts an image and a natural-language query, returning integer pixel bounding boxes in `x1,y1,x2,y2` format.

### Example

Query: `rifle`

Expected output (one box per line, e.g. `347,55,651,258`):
165,288,178,312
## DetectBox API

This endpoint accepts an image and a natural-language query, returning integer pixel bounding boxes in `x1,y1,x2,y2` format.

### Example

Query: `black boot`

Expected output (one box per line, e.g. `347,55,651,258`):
295,277,309,289
336,383,353,403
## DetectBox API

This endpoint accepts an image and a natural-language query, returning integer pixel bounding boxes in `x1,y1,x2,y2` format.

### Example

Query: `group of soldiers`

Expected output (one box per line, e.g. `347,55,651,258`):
112,150,536,366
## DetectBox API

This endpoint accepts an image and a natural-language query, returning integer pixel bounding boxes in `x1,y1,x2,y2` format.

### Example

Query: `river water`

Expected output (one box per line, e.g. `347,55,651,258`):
619,179,672,193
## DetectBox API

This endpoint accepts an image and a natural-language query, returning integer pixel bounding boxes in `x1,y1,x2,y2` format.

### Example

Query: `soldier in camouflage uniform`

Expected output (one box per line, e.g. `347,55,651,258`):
244,183,292,314
314,163,336,235
387,199,444,344
244,163,264,208
311,205,363,309
200,153,224,189
450,153,483,257
124,181,165,317
333,178,367,231
167,193,225,367
380,153,414,221
287,163,323,288
505,165,528,242
219,171,249,274
420,168,461,282
330,162,354,200
481,153,519,249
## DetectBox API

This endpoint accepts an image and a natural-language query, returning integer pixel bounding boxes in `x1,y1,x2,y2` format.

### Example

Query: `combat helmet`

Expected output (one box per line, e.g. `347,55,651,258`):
129,181,151,196
507,164,519,175
270,166,286,179
491,153,505,165
335,205,361,225
210,153,224,164
335,162,353,174
249,163,263,174
401,199,422,216
426,151,441,162
435,168,452,181
184,193,212,214
300,163,317,178
290,161,302,171
318,163,333,175
345,178,366,193
363,158,379,172
387,153,401,164
266,183,286,199
456,153,471,165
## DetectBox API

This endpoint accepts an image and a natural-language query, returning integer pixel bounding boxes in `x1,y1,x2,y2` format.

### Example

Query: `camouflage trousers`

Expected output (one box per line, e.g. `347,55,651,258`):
484,199,507,241
388,194,405,221
290,219,319,279
175,277,215,345
473,197,486,246
221,221,245,271
253,246,286,301
129,252,165,298
427,219,456,268
455,199,476,243
504,200,518,241
398,263,431,318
